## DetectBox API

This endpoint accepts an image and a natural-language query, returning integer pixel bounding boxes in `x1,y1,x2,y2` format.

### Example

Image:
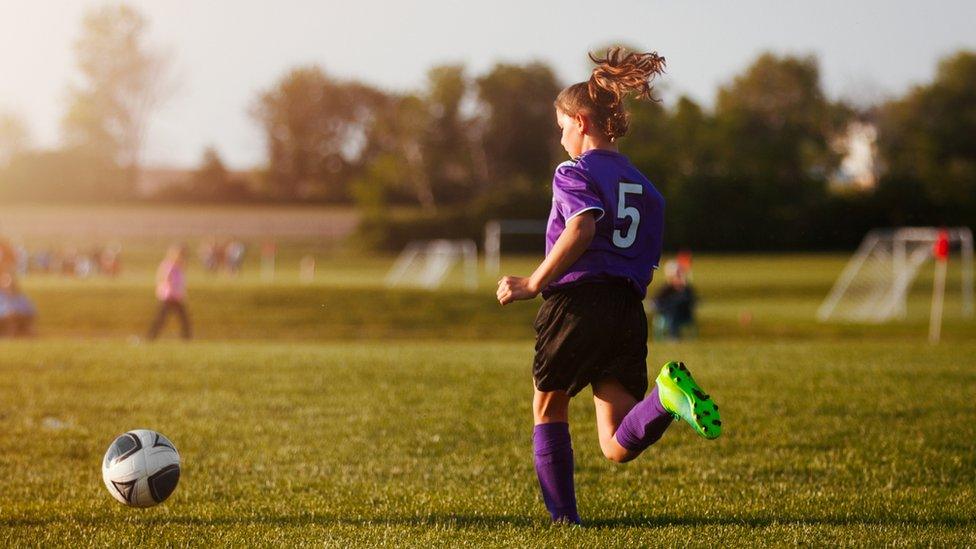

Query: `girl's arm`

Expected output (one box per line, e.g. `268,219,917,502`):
156,262,168,286
496,213,597,305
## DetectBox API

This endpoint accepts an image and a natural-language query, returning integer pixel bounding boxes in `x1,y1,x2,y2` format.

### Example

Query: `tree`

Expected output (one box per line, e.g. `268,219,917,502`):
620,96,675,185
0,112,30,166
877,51,976,220
357,65,480,210
62,4,174,194
361,94,436,210
475,62,562,187
0,148,123,202
714,53,840,181
421,65,478,203
187,147,252,201
252,66,386,201
148,147,253,203
705,53,846,248
622,95,722,249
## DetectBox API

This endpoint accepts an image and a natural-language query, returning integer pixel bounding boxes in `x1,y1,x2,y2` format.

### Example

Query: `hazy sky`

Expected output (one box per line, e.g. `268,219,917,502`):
1,0,974,169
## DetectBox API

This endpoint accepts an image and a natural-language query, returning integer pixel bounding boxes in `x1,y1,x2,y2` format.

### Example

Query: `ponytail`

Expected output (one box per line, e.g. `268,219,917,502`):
556,47,666,141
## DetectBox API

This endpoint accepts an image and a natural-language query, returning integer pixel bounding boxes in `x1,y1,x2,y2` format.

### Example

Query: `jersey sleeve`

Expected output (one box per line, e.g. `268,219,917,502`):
552,162,605,222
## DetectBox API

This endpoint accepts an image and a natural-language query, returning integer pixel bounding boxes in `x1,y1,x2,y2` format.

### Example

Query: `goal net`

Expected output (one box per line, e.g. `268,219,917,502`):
817,227,974,322
385,239,478,290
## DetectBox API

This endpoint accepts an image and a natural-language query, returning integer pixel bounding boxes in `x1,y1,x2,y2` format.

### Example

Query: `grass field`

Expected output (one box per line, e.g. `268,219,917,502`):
2,206,975,545
19,252,975,342
2,340,974,545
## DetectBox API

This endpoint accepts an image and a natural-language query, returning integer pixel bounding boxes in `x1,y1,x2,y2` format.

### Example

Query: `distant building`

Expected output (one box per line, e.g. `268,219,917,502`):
832,121,879,190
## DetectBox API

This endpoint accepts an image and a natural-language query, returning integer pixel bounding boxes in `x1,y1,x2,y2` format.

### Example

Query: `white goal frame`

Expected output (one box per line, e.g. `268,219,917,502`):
817,227,973,322
385,239,478,290
484,219,548,274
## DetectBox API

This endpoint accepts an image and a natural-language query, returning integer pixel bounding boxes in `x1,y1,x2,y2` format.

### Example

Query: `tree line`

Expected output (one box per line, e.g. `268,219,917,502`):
0,5,973,250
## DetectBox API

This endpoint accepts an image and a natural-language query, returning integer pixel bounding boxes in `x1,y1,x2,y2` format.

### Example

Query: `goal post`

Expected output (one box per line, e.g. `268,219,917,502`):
817,227,974,323
484,219,548,274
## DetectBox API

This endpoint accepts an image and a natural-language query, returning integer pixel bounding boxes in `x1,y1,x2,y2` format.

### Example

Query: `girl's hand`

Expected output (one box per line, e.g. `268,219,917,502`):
496,276,539,305
495,212,596,307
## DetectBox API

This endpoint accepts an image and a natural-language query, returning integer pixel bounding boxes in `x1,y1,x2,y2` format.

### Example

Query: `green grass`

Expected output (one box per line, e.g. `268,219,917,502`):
1,339,973,545
21,253,975,342
4,234,976,545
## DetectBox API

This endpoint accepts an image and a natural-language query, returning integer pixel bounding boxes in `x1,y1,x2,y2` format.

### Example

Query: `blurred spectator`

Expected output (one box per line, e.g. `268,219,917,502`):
31,249,54,273
198,237,220,272
0,274,12,337
96,245,122,277
91,246,105,274
0,273,35,337
225,240,245,275
14,243,28,276
19,245,120,278
60,248,78,276
0,238,15,274
74,254,94,278
676,249,694,280
8,279,36,337
147,244,192,341
651,260,698,340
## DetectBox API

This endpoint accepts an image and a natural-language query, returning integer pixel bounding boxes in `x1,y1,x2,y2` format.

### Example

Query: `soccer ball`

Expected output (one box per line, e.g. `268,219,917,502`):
102,429,181,508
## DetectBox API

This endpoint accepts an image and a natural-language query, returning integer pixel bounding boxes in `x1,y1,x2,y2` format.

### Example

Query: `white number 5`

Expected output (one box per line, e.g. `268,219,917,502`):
612,182,643,249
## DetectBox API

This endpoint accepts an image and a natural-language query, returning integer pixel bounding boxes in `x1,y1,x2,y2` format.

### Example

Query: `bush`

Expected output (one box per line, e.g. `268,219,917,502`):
357,209,482,251
0,148,128,202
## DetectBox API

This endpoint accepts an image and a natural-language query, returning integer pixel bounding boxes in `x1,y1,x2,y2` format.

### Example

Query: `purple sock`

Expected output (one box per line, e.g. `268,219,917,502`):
532,422,580,524
614,385,674,453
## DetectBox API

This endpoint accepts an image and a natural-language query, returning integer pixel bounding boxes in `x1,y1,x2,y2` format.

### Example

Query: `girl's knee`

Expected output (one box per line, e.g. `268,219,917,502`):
600,439,636,463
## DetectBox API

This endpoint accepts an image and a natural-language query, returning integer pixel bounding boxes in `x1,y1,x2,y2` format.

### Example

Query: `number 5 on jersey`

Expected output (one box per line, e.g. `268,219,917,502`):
612,182,643,249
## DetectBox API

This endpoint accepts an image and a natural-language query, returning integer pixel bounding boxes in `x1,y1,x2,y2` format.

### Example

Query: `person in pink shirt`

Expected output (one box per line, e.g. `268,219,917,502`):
147,245,191,340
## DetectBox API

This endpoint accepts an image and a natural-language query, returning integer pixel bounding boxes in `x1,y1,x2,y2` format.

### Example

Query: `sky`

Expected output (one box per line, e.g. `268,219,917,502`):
1,0,974,169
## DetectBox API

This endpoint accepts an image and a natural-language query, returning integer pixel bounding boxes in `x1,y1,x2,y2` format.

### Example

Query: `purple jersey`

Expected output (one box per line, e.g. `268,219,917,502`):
543,149,664,298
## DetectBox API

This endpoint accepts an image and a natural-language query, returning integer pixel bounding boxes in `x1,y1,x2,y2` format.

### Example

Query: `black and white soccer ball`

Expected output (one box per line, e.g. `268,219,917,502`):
102,429,181,508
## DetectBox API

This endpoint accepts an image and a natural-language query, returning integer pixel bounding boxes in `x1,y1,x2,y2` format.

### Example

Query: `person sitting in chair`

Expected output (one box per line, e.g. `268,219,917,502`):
652,260,697,340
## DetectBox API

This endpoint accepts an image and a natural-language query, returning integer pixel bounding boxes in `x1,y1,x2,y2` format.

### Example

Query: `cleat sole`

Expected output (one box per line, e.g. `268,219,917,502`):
655,361,722,440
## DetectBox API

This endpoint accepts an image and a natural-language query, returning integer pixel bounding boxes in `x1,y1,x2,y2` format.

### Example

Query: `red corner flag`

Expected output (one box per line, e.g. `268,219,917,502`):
934,230,950,262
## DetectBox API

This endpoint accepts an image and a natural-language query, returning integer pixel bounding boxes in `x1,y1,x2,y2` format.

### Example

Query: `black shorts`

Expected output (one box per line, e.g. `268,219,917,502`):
533,280,648,400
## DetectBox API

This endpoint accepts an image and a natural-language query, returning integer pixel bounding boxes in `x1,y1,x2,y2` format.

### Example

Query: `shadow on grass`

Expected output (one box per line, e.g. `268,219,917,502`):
1,513,534,529
582,515,976,529
4,513,975,530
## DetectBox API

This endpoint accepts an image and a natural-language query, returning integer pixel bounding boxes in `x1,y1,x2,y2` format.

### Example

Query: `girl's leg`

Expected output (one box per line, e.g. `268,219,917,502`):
533,388,570,424
593,376,673,462
174,301,191,340
146,301,169,340
532,388,579,524
592,378,640,463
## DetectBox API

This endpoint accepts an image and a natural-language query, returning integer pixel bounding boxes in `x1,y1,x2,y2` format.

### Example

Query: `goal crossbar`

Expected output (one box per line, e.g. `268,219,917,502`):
484,219,548,274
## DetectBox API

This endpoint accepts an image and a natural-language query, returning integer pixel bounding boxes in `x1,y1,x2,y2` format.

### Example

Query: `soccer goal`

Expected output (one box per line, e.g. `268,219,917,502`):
484,219,548,274
385,239,478,290
817,227,974,323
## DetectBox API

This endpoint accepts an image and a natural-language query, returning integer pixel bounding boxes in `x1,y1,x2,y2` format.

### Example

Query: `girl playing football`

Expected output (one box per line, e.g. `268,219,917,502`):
496,47,722,524
147,244,192,341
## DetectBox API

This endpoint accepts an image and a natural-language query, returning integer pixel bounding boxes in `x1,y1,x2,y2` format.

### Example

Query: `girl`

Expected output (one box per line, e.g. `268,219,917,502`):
147,244,192,340
496,47,721,524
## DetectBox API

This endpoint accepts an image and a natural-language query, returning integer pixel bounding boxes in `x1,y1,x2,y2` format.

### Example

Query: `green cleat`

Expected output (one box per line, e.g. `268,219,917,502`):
655,361,722,440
